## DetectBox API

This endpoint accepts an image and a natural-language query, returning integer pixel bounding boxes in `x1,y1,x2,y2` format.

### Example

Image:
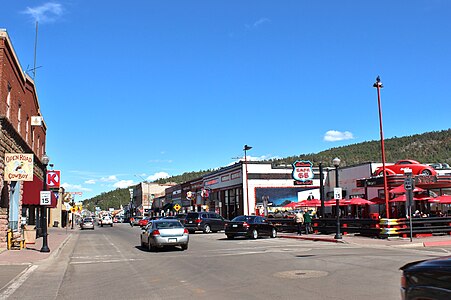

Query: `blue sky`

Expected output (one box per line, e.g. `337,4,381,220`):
2,1,450,200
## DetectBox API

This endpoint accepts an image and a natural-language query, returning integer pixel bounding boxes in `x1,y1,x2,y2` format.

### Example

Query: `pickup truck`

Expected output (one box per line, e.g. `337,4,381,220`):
101,215,113,227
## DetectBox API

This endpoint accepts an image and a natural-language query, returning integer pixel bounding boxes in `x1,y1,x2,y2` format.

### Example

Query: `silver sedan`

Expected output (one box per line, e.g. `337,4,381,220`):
80,217,95,230
140,219,189,251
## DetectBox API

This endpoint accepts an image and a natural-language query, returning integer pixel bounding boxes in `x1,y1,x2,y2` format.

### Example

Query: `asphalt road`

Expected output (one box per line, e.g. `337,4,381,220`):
4,223,450,300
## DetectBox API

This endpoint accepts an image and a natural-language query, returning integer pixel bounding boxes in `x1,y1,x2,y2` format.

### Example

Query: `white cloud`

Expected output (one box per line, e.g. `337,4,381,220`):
246,18,271,30
146,172,170,181
22,2,64,23
100,175,118,182
253,18,271,27
61,182,92,192
84,179,96,185
324,130,354,142
113,180,135,189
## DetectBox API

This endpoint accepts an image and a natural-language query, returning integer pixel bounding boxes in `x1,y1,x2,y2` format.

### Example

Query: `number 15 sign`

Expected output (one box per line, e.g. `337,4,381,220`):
40,191,51,205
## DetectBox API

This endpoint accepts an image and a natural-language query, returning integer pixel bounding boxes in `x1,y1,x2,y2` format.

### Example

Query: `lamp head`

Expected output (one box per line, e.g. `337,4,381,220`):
373,75,383,88
332,157,341,167
243,145,252,151
42,153,50,165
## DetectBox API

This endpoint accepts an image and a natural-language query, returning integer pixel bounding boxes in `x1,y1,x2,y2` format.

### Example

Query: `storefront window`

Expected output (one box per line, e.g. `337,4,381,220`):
9,181,20,231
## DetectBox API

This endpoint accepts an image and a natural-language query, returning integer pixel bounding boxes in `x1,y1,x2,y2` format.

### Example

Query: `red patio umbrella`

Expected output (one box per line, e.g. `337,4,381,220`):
341,197,374,206
283,202,301,209
428,195,451,204
298,199,324,207
389,194,431,202
389,185,425,194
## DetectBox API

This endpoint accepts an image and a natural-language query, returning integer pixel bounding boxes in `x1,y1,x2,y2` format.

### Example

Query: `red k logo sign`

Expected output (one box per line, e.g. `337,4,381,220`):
47,170,61,188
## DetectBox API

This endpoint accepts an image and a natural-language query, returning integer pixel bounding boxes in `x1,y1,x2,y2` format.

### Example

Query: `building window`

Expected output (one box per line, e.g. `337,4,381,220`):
9,181,21,231
6,83,11,119
17,103,21,134
37,135,40,154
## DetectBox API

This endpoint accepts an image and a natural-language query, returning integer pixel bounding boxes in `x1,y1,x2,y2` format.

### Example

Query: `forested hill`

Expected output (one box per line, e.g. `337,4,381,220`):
85,129,450,208
156,129,450,183
272,129,451,167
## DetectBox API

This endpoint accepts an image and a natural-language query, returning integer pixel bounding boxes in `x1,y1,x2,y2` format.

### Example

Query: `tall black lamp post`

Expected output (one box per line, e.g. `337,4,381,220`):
243,145,252,215
333,157,342,240
40,153,50,252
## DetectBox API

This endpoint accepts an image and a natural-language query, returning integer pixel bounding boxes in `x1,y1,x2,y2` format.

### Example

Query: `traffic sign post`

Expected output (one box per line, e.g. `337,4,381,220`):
404,169,414,242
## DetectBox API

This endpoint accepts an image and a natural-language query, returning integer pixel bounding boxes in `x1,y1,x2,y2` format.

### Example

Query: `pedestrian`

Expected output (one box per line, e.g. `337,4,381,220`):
295,210,304,235
304,208,312,234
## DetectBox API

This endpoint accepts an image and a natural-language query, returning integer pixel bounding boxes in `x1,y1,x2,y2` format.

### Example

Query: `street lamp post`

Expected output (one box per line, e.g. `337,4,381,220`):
243,145,252,215
333,157,342,240
373,76,390,218
40,153,50,252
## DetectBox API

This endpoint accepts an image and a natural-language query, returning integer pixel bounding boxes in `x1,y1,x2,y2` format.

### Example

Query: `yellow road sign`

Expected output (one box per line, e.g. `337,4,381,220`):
173,204,181,212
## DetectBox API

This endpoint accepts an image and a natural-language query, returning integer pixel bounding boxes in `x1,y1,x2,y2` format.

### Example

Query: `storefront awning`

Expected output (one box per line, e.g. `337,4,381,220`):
23,174,57,208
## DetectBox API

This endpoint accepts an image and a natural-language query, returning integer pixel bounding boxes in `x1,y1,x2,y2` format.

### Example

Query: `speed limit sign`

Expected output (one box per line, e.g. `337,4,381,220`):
40,191,51,205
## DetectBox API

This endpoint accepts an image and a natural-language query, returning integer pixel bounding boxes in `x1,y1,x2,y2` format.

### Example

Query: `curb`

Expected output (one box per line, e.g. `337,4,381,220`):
423,240,451,247
279,235,345,243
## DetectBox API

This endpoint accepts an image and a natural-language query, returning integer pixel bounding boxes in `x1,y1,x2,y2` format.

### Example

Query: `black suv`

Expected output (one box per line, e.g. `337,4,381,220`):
184,212,227,233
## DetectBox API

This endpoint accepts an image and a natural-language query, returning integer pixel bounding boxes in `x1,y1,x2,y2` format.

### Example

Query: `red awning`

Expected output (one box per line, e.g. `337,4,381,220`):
22,174,57,208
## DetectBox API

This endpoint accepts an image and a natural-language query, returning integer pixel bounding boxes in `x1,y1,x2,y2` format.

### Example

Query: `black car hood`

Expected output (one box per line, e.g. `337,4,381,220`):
401,256,451,272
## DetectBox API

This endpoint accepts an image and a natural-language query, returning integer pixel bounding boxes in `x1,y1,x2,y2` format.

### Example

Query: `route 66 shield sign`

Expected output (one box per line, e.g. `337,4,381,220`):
292,160,314,182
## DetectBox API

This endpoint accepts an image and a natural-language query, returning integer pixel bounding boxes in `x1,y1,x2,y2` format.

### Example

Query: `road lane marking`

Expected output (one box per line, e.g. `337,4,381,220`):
70,258,144,265
0,265,38,299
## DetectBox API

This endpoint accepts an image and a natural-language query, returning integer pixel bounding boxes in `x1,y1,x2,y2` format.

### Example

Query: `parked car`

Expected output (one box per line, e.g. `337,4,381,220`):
184,212,227,233
101,215,113,227
373,160,437,176
80,217,95,230
225,215,277,239
130,216,142,227
140,219,189,251
138,216,161,227
162,214,186,225
400,256,451,300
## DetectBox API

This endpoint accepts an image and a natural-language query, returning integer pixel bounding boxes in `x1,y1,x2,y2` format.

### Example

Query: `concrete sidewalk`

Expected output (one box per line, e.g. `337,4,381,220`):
0,227,74,265
279,231,451,248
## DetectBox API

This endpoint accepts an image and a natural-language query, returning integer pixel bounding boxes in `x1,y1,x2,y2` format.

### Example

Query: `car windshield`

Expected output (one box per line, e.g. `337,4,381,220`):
186,213,199,219
155,221,183,229
232,216,256,222
84,218,93,222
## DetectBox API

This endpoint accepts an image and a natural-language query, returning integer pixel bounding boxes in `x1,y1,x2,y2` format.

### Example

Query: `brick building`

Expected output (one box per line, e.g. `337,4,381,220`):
0,29,51,249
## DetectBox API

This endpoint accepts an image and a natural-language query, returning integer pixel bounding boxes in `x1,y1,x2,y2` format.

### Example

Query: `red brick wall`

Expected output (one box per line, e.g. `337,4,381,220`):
0,36,47,157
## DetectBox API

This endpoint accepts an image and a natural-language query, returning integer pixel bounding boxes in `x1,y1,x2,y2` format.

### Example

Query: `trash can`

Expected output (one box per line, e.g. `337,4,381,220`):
23,225,36,245
53,221,59,227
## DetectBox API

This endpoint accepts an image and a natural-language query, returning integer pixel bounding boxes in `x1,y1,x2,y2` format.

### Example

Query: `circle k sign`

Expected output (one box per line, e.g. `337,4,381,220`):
47,170,61,188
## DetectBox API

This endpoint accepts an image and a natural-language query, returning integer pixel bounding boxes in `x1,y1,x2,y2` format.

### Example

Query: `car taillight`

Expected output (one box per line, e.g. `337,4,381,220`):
195,219,202,224
401,274,407,289
243,222,249,228
184,228,189,234
152,230,160,236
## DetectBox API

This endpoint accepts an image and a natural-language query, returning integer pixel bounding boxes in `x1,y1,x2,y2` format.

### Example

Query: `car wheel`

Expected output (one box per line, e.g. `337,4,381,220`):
204,224,211,234
270,228,277,238
421,169,432,175
101,224,103,227
181,244,188,251
188,230,195,234
252,229,258,239
226,234,234,239
141,238,145,248
111,224,113,227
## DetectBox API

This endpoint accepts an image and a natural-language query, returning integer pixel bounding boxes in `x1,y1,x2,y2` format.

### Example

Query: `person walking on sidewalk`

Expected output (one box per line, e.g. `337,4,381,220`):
304,208,312,234
295,210,304,235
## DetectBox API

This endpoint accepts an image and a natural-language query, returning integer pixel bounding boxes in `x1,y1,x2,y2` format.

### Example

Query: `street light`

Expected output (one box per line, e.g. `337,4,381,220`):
40,153,50,252
373,76,390,218
333,157,342,240
243,145,252,215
